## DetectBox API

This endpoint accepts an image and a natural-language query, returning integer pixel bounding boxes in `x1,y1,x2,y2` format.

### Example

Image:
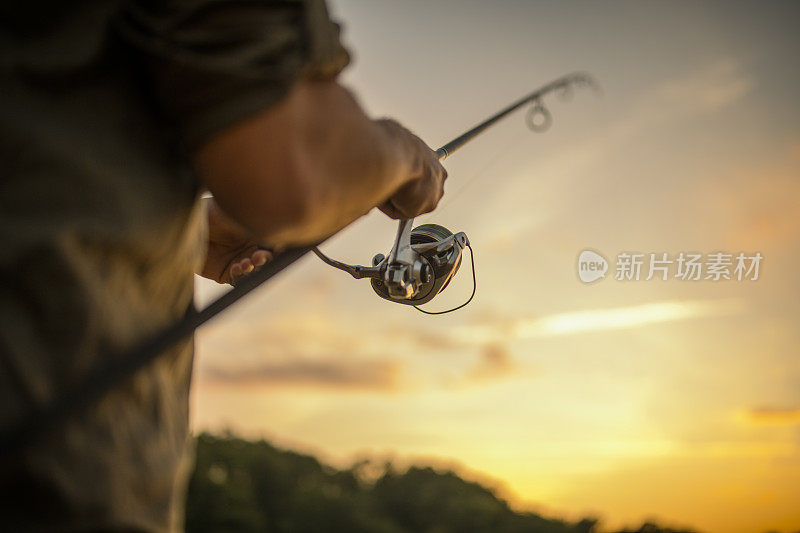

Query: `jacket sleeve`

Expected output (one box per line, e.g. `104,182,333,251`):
115,0,351,151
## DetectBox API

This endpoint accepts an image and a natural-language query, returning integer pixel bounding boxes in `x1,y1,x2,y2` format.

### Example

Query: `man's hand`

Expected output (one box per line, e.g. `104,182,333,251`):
200,199,273,285
375,119,447,220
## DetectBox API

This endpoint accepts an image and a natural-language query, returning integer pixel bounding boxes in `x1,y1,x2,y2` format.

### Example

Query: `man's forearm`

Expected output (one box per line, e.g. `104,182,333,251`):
193,80,429,248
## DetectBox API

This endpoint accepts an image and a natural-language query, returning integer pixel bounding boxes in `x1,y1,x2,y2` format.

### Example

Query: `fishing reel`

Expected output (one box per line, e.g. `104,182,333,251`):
313,219,475,313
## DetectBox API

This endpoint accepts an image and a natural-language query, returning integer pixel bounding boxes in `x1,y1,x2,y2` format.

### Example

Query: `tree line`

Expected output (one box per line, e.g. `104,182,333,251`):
186,433,698,533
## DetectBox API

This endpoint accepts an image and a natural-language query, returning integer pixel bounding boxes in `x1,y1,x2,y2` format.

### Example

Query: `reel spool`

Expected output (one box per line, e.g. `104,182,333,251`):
371,224,464,306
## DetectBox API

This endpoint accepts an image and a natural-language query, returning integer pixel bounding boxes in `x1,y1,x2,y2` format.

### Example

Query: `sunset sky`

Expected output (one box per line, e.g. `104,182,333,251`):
191,2,800,531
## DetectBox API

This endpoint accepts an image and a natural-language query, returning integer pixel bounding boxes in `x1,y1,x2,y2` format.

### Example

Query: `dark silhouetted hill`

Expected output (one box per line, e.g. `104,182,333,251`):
185,433,698,533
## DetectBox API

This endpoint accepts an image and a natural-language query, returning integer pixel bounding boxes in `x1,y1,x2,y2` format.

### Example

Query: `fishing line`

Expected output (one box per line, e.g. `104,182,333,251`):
413,243,476,315
435,132,532,216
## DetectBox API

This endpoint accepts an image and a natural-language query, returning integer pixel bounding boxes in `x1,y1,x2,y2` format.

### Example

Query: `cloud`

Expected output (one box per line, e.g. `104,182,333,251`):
199,299,744,391
655,57,755,112
455,299,745,344
697,145,800,252
743,406,800,426
201,356,402,391
197,299,741,393
197,308,530,392
468,343,517,382
196,312,407,391
385,325,464,353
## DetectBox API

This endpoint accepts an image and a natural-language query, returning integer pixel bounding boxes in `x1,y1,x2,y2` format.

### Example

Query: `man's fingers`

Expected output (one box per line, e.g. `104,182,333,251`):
378,199,406,219
252,249,272,267
228,249,275,284
381,168,445,220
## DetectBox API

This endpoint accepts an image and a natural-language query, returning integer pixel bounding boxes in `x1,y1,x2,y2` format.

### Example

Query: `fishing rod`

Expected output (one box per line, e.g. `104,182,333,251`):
0,72,598,456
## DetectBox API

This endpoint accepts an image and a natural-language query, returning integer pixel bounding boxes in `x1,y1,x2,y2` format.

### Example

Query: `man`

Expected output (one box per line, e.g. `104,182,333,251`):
0,0,446,530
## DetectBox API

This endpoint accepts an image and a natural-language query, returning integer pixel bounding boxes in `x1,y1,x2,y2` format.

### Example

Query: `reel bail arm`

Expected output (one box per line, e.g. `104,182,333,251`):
311,248,381,279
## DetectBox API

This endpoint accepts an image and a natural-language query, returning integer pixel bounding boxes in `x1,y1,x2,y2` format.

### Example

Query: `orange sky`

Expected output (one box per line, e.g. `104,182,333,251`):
191,2,800,531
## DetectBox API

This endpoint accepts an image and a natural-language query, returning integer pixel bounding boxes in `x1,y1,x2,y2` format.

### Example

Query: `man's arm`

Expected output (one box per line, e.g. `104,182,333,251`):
193,79,446,249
